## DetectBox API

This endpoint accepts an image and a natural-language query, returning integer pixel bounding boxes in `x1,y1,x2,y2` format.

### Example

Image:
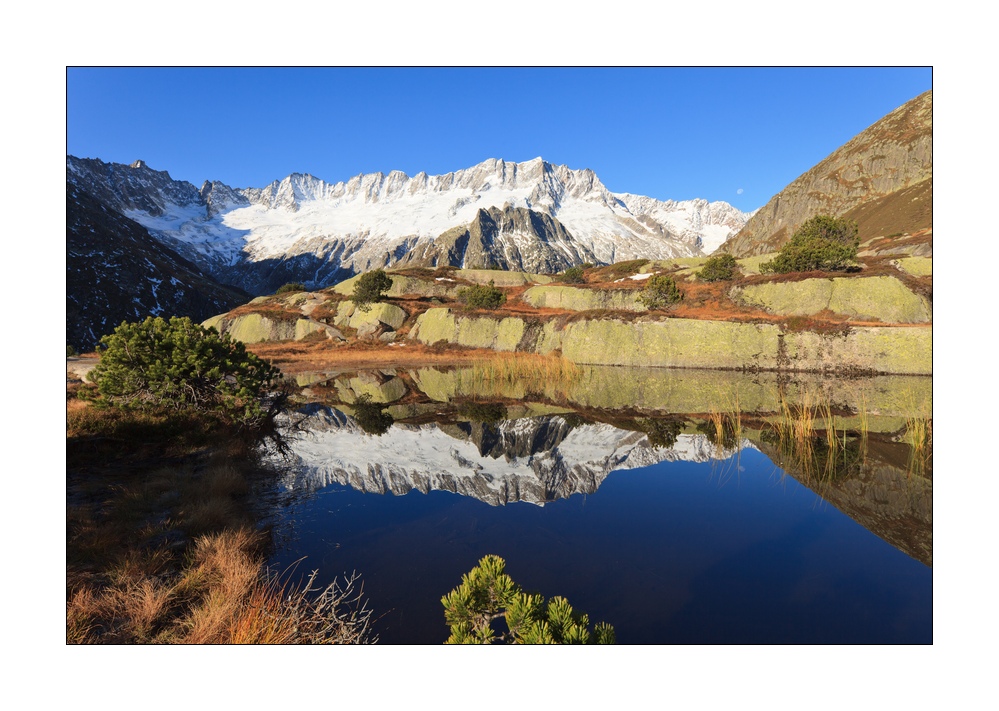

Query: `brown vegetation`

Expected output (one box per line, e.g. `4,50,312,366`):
67,382,376,644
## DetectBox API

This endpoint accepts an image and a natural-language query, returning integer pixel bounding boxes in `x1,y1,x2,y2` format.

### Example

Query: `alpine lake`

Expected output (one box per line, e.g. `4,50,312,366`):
255,362,932,644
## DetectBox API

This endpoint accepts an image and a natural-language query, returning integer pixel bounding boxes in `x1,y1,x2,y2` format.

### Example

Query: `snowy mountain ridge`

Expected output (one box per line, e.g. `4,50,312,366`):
67,155,751,294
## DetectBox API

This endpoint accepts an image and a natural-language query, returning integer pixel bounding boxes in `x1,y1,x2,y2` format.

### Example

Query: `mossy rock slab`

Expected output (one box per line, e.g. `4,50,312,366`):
893,257,932,277
456,269,553,286
348,302,407,330
219,313,298,343
736,253,780,275
641,257,707,271
545,318,931,375
413,306,526,351
521,285,647,312
733,276,931,323
202,313,338,343
333,272,472,298
412,308,458,346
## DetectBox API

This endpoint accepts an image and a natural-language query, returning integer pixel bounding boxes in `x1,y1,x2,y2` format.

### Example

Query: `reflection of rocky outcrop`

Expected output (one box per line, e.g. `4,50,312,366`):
269,407,750,506
757,440,932,566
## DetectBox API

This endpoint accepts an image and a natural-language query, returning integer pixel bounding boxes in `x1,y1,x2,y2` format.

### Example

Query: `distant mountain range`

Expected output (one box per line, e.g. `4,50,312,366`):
66,90,931,350
66,156,749,348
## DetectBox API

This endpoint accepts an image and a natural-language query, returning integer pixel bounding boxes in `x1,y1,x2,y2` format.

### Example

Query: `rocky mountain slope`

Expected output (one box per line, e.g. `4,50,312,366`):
67,156,750,296
718,90,932,257
67,181,248,351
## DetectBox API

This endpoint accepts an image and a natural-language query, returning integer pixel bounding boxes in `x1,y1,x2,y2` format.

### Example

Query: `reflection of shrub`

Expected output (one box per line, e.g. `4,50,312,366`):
559,266,585,284
275,282,307,294
442,554,615,644
638,274,684,311
640,417,684,449
457,401,507,424
696,253,738,282
351,395,394,435
760,215,859,274
457,281,506,309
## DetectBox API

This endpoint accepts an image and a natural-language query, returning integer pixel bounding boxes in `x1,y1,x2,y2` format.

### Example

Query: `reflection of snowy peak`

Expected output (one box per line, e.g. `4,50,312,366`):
67,156,751,295
270,408,753,506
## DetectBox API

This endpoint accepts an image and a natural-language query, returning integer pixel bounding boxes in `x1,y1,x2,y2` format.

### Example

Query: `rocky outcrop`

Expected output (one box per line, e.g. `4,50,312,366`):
202,312,341,344
521,285,646,312
719,91,932,257
730,276,931,323
398,205,598,273
410,308,932,375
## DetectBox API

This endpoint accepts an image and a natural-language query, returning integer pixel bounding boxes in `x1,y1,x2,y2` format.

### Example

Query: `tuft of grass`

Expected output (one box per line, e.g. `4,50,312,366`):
904,417,932,477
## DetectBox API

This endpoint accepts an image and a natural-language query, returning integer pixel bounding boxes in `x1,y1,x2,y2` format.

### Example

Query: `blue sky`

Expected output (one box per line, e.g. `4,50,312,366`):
67,67,930,213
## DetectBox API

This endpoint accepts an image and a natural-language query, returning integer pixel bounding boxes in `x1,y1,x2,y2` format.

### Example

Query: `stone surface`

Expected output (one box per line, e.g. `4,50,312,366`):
347,302,407,331
893,256,932,276
410,309,931,374
731,276,931,323
521,285,647,312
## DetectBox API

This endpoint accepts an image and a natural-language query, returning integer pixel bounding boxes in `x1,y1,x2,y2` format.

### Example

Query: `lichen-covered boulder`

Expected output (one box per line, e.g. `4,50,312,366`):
893,257,932,277
455,269,552,287
732,276,931,323
347,302,407,331
332,273,459,299
521,285,646,312
202,313,342,343
411,308,525,351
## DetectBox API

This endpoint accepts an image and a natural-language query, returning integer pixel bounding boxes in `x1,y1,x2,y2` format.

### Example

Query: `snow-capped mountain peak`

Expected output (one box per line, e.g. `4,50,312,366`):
67,155,752,294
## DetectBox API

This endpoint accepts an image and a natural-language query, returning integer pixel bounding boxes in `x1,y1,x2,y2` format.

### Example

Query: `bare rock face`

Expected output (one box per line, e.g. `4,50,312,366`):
400,205,598,273
719,90,932,257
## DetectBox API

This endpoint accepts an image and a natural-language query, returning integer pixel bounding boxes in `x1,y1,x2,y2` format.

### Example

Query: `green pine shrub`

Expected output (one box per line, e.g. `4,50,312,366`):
351,270,394,312
638,274,684,310
696,253,739,282
760,215,860,274
86,316,280,426
559,266,586,284
275,282,307,294
456,281,506,309
442,554,615,644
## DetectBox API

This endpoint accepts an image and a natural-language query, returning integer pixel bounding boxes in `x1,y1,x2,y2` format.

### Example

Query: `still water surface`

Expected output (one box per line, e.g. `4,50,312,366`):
261,366,932,644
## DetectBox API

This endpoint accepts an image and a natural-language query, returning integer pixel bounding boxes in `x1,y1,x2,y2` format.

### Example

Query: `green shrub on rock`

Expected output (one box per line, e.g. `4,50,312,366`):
456,281,506,309
87,316,280,426
638,274,684,311
559,266,586,284
696,253,739,282
275,282,307,294
351,270,394,312
760,215,859,274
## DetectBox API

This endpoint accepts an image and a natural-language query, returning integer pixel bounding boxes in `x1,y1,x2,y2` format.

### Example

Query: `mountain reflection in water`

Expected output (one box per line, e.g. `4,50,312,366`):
260,364,931,644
